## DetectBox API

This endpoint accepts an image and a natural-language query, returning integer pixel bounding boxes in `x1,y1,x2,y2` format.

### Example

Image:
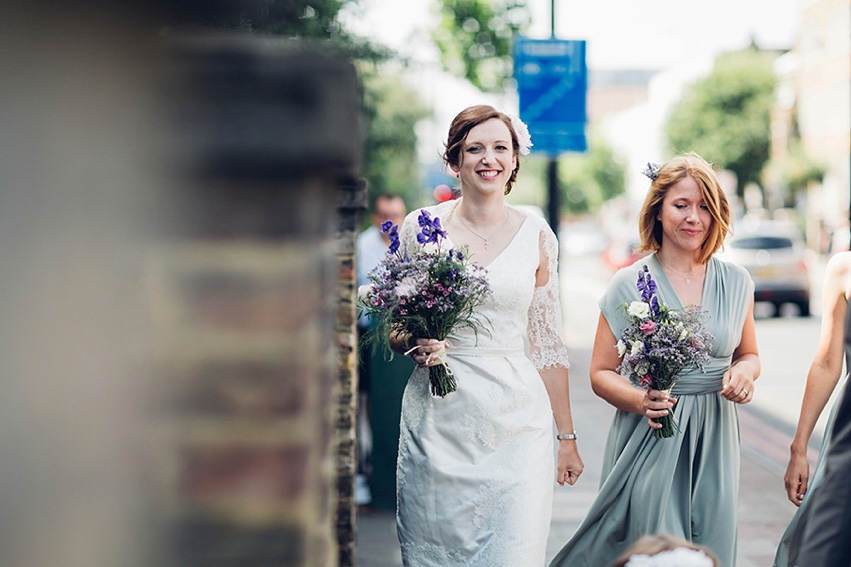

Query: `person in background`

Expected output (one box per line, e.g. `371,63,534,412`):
356,193,408,508
784,252,851,566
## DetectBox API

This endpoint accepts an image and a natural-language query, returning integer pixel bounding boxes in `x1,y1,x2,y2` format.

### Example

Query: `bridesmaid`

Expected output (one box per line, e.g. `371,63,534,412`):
774,250,851,566
549,153,760,567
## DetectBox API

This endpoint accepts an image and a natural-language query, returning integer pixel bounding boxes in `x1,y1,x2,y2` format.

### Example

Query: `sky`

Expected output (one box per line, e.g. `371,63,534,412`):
341,0,800,70
339,0,801,164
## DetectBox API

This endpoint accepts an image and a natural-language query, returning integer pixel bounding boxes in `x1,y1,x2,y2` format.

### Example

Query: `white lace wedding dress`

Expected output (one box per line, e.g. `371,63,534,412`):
395,200,570,566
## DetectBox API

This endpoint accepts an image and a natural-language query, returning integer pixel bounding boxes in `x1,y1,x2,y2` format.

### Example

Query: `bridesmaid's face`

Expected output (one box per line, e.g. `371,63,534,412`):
450,118,517,196
656,175,712,256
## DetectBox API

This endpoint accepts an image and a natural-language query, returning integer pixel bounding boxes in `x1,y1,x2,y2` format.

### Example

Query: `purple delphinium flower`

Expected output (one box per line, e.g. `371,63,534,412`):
387,225,400,255
636,266,660,316
416,210,449,246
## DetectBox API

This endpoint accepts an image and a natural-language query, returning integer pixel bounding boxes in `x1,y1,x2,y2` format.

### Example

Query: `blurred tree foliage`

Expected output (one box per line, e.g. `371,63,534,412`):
665,47,776,198
180,1,350,42
360,68,430,205
433,0,530,92
764,139,826,207
557,131,627,214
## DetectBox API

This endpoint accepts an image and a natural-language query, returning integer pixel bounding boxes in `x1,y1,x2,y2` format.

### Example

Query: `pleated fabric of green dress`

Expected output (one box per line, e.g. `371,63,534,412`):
773,393,842,567
773,300,851,567
549,253,754,567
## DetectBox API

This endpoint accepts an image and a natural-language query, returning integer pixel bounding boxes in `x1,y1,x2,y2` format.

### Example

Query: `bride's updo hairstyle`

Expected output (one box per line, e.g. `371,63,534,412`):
443,105,521,195
638,152,731,265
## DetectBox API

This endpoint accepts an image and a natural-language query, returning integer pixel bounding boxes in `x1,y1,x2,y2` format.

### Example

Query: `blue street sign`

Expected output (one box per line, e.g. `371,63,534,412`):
513,37,587,154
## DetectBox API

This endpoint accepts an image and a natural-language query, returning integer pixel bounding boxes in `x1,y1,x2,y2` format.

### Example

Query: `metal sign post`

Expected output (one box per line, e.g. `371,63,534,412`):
514,36,587,233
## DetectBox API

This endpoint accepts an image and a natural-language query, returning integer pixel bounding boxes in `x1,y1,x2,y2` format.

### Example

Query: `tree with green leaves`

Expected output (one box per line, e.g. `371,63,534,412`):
665,47,776,199
433,0,530,92
360,68,430,206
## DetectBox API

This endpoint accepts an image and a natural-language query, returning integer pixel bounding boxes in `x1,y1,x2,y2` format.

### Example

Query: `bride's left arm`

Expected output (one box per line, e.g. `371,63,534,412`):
539,366,583,486
528,226,583,486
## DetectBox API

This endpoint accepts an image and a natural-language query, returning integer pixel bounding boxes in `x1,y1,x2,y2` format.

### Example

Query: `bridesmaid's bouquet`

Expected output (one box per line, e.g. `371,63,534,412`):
358,210,491,397
616,265,714,438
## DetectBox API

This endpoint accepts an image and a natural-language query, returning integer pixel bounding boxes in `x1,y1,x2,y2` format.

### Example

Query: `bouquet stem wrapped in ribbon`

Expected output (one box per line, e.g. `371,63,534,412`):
358,210,491,397
616,265,714,439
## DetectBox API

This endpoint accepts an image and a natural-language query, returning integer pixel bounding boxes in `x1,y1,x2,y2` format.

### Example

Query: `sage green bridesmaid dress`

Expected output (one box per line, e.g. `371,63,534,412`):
773,303,851,567
549,253,753,567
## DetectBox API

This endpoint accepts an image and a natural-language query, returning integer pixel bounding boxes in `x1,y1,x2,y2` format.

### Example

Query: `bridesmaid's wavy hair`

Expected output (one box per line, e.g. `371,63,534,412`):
443,105,521,195
638,153,731,265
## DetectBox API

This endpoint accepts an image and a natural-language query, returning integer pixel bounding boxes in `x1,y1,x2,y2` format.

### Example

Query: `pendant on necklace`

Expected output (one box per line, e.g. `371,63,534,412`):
483,240,489,250
685,278,691,284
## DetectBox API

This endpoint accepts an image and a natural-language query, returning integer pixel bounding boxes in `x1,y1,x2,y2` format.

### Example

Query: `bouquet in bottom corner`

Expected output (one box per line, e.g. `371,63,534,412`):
357,210,491,397
615,265,714,438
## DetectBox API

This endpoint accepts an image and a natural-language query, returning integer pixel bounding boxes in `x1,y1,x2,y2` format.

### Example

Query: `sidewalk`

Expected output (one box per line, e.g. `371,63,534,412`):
354,344,800,567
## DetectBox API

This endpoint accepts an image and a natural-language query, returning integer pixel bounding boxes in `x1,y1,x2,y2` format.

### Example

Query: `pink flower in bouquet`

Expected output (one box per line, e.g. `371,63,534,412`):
639,320,656,335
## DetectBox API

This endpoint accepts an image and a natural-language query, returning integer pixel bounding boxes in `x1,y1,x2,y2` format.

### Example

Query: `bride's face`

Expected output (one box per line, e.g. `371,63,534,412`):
450,118,516,196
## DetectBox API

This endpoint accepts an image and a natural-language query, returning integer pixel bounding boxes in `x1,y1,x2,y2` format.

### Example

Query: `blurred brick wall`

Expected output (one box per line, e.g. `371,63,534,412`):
149,36,363,567
0,6,363,567
335,178,369,566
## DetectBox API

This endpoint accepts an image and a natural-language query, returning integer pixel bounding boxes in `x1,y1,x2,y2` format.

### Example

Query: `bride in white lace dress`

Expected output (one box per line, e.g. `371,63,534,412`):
389,105,584,566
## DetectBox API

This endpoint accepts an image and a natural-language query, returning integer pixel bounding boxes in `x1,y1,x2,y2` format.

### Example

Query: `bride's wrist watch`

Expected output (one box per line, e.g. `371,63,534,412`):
556,432,578,441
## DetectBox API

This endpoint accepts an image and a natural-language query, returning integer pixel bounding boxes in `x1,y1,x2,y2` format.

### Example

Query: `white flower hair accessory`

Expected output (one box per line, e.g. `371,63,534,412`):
641,162,661,181
625,548,714,567
509,115,533,156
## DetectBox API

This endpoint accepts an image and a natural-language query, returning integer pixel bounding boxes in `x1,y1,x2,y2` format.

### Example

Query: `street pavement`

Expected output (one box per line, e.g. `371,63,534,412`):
355,252,827,567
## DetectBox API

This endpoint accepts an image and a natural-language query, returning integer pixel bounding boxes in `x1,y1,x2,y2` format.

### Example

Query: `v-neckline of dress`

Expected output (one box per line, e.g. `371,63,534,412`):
443,200,531,269
648,253,714,310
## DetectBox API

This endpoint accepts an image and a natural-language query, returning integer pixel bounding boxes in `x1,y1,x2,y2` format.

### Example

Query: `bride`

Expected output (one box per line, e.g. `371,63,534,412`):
389,105,584,566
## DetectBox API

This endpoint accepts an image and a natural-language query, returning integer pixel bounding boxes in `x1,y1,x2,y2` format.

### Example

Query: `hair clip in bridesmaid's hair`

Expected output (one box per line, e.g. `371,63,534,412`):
641,162,661,181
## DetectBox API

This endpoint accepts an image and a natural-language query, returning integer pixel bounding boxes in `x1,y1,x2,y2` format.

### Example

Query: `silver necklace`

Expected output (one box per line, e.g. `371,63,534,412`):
657,258,703,285
456,206,510,250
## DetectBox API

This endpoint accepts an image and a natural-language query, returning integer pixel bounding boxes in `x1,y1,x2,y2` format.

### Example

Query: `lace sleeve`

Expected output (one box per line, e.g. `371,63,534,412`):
527,223,570,370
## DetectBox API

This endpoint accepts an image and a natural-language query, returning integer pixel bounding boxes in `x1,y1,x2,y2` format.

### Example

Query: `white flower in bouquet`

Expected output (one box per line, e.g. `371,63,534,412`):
395,276,421,298
628,301,651,319
630,340,644,356
357,285,374,303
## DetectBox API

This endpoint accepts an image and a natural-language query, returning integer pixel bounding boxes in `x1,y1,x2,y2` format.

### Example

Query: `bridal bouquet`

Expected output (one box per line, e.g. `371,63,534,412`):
358,210,491,397
616,265,714,438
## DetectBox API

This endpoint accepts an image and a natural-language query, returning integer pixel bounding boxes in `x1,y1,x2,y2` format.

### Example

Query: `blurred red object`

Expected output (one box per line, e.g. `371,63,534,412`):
603,237,649,273
433,184,454,202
